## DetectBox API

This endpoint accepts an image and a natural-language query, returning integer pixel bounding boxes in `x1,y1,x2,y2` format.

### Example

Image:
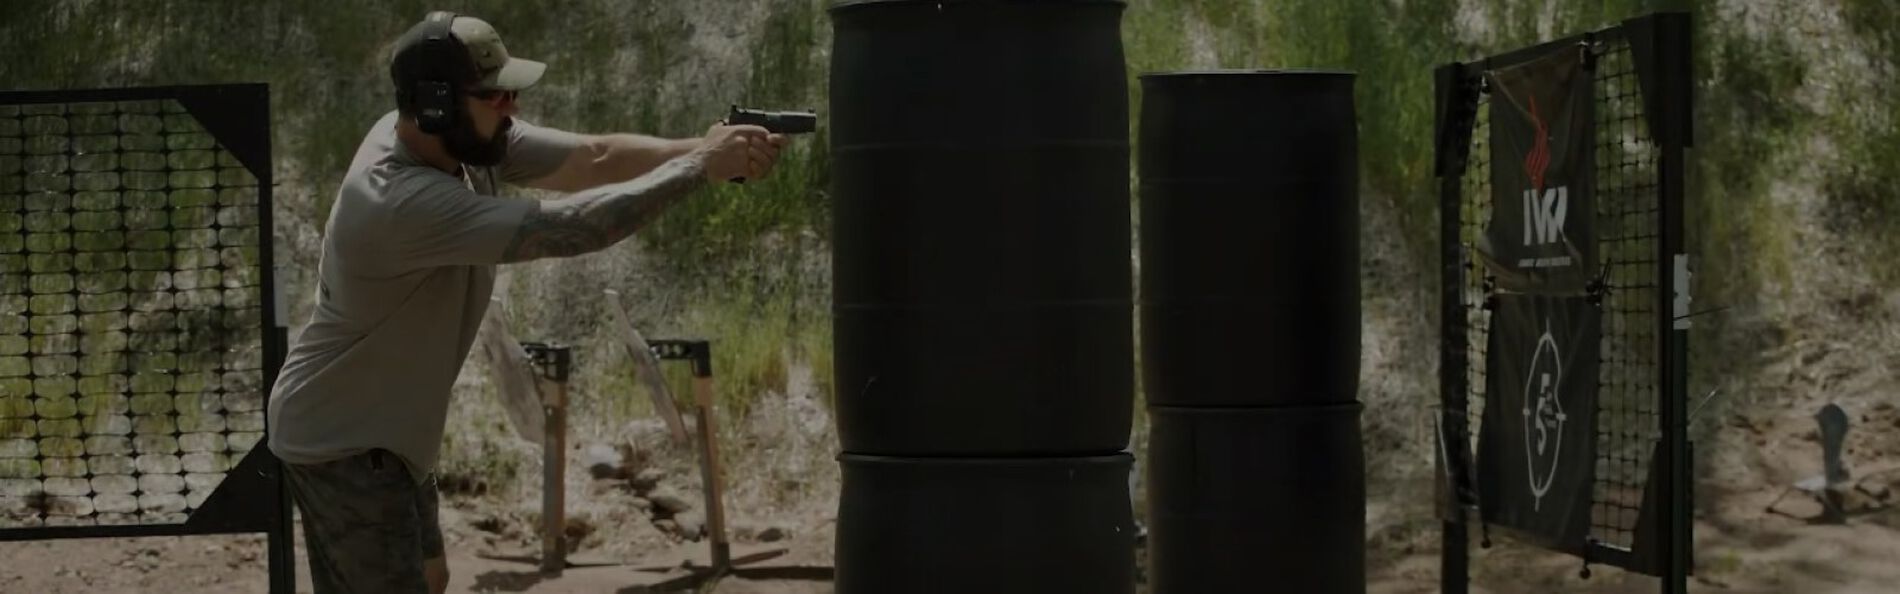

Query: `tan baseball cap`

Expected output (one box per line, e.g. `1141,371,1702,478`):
391,12,545,94
447,15,545,91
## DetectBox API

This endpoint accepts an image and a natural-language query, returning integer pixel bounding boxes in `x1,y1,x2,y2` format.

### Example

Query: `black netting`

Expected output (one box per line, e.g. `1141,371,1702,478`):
0,99,265,528
1453,37,1662,553
1457,88,1492,492
1585,40,1660,553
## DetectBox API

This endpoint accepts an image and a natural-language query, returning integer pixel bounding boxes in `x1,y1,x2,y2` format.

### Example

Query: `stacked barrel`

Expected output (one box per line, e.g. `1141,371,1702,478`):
1138,71,1366,593
827,1,1137,593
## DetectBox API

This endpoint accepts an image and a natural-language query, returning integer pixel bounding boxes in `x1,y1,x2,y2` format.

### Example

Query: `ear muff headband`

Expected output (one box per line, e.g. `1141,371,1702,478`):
413,11,462,135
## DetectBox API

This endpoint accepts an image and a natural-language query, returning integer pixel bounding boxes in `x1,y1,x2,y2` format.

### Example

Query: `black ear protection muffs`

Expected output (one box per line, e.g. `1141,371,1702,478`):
412,11,463,135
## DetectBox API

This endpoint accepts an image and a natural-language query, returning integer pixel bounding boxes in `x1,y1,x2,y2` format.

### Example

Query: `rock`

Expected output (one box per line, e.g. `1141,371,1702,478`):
564,515,597,550
758,526,788,543
590,479,629,497
649,485,695,516
732,523,757,541
472,515,507,534
583,443,626,480
654,519,679,534
674,510,705,540
1872,484,1893,500
630,497,653,512
623,418,679,455
631,468,666,492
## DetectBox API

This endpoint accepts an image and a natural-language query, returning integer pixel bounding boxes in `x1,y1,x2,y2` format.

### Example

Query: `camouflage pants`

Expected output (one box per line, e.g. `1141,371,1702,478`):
284,448,445,593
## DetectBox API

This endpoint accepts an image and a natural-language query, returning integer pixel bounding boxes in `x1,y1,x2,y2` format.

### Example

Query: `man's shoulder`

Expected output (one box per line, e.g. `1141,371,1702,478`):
343,114,456,206
346,165,465,219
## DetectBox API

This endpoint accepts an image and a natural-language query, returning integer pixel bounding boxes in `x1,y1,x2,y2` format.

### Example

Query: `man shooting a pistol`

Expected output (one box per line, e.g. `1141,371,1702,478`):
265,11,792,593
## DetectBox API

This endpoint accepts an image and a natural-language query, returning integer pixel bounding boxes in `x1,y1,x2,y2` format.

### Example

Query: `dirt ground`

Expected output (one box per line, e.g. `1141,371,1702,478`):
0,525,833,594
1360,337,1900,594
0,362,846,594
4,345,1899,593
6,497,1898,594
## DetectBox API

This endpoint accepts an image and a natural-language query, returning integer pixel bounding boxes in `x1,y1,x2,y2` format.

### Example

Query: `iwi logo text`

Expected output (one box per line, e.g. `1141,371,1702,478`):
1520,95,1572,269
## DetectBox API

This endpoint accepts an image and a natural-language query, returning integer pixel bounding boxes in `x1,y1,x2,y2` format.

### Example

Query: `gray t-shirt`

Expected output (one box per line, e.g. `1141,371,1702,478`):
267,111,580,482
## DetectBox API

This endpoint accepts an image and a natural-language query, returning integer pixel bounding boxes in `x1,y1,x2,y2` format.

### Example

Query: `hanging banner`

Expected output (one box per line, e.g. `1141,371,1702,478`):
1482,47,1597,294
1477,294,1599,552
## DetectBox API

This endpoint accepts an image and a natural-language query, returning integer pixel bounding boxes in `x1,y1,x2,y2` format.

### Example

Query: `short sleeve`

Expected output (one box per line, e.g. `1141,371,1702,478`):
386,174,537,268
499,118,585,185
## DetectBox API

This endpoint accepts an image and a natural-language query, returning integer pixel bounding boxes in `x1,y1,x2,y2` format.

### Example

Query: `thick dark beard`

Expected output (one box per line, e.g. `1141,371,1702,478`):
442,113,511,167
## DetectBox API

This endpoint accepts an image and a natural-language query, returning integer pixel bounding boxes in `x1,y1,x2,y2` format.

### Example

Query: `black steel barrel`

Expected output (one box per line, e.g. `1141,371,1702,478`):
829,0,1134,455
1137,71,1360,407
835,453,1137,594
1146,404,1366,593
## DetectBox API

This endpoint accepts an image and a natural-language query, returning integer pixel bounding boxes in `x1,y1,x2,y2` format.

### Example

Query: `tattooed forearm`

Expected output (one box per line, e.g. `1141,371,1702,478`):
499,153,708,262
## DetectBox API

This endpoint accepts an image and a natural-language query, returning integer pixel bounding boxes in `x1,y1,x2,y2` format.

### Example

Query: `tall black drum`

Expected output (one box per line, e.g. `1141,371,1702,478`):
1137,71,1360,407
829,0,1135,455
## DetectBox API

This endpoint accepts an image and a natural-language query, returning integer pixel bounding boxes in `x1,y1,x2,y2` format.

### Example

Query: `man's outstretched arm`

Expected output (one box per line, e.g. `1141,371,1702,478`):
496,123,779,262
525,132,700,193
498,152,707,262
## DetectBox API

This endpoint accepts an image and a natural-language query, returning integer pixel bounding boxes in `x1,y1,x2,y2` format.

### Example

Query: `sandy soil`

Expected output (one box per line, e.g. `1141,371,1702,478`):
0,357,845,594
4,346,1898,594
0,523,833,594
7,498,1896,594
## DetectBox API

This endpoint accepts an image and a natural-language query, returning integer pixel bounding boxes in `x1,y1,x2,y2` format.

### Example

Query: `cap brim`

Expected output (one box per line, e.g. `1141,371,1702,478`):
484,57,546,91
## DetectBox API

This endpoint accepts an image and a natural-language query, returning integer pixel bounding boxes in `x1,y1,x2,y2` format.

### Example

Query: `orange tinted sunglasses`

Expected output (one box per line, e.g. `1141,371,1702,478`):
469,89,519,105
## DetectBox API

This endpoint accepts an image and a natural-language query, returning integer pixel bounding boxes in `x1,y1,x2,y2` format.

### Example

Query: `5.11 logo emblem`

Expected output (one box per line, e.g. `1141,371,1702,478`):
1522,317,1567,511
1478,294,1598,548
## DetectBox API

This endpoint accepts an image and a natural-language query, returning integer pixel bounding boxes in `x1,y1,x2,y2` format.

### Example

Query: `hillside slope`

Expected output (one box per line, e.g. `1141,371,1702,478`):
2,0,1897,591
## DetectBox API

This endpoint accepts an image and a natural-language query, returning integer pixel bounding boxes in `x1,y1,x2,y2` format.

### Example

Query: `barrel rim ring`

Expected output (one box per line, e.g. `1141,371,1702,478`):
837,452,1134,465
831,0,1127,10
1146,401,1366,414
1138,68,1357,78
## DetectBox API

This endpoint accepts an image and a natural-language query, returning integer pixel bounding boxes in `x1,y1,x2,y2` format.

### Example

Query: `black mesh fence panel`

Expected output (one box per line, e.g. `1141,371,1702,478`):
1585,39,1660,553
0,98,266,528
1447,25,1682,567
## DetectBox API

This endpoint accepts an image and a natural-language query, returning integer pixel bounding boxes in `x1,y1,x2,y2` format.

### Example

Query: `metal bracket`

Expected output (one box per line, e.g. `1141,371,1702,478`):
649,339,714,378
520,342,573,382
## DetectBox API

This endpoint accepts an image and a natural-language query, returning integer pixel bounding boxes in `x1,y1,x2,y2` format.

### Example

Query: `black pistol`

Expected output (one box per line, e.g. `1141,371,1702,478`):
725,105,818,134
722,105,817,183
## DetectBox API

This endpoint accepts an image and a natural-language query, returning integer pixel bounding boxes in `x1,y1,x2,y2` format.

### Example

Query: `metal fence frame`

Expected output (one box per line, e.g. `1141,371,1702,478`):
1434,12,1693,594
0,83,293,593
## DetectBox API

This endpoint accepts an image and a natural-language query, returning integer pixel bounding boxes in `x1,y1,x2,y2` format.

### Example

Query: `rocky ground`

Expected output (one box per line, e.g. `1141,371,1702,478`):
6,266,1900,594
0,358,843,594
6,342,1899,594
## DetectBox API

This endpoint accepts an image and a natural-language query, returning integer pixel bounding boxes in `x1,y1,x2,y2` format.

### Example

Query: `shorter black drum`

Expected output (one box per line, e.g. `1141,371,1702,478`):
1138,70,1360,407
836,453,1136,594
1146,403,1366,594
